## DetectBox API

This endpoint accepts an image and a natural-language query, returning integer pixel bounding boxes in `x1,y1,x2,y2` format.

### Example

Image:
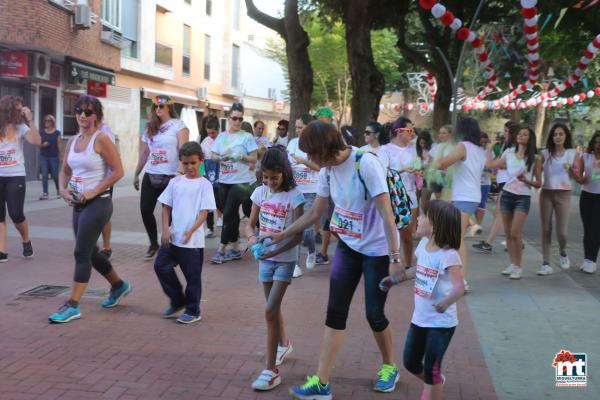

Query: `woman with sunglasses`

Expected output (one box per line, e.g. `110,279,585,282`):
38,114,61,200
360,122,388,157
48,96,128,323
0,95,41,263
210,102,258,264
133,95,189,259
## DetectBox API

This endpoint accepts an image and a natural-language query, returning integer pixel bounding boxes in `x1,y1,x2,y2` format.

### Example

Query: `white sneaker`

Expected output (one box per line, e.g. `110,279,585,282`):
251,369,281,391
501,240,507,247
509,266,522,280
276,341,293,366
501,264,517,276
537,264,553,276
292,265,303,278
559,256,571,270
216,217,223,227
466,224,481,238
205,229,214,238
581,260,597,274
305,253,316,270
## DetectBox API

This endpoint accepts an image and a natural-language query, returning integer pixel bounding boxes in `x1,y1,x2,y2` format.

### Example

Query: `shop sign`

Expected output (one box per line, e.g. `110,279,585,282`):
0,51,28,78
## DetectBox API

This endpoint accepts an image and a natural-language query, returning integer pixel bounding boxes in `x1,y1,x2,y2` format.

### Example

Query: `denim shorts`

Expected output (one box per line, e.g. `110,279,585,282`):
478,185,491,209
258,260,296,283
451,201,479,215
500,190,531,214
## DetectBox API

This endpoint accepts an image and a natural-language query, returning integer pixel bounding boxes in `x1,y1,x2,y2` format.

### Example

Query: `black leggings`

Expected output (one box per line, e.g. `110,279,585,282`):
580,190,600,262
0,176,26,224
403,323,456,385
73,197,114,283
326,240,390,332
140,173,172,247
218,183,253,245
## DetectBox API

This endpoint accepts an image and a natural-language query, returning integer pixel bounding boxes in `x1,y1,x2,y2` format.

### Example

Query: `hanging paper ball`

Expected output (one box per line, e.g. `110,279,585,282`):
551,100,558,107
567,98,574,105
524,16,538,27
580,93,587,101
593,36,600,49
467,32,477,43
521,7,537,19
450,18,462,31
584,50,595,60
523,24,537,35
525,32,538,41
431,4,446,18
393,104,401,111
574,95,580,102
595,87,600,96
457,27,470,41
581,56,591,65
478,53,489,62
470,38,483,48
587,43,600,55
520,0,538,8
528,52,540,61
419,0,436,10
588,90,595,98
440,11,455,26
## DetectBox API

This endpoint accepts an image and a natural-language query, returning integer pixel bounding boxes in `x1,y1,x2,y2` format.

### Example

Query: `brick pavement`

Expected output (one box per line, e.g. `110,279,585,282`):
0,195,496,400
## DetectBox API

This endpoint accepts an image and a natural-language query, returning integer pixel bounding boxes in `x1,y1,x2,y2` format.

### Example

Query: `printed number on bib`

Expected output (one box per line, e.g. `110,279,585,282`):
293,168,316,185
69,176,84,194
259,202,288,234
150,148,169,165
0,148,18,167
220,160,239,175
330,206,363,239
414,264,440,299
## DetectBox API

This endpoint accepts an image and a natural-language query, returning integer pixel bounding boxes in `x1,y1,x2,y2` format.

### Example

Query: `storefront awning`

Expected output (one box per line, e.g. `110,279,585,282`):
67,59,116,85
143,87,206,108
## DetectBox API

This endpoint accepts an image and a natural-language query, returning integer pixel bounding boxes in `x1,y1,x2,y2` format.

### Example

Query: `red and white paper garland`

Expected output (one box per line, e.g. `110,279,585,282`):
426,72,437,102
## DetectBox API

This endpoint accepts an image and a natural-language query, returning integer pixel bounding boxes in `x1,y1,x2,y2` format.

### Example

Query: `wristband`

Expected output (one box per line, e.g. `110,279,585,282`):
389,257,403,264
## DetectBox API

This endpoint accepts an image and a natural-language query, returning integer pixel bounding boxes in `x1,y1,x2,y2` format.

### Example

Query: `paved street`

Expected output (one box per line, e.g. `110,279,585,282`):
0,181,597,400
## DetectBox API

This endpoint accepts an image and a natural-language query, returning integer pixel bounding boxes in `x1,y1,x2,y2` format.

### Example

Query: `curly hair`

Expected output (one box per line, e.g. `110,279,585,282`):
0,95,23,134
146,95,179,138
260,146,296,191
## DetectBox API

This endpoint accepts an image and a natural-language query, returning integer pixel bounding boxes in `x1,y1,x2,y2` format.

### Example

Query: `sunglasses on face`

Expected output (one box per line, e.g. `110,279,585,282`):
74,108,95,117
230,116,244,122
154,104,167,109
44,119,52,122
364,130,376,135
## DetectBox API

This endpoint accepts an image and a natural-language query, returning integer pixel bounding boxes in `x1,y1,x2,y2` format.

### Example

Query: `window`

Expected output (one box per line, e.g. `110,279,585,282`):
232,0,240,30
231,44,240,88
121,0,139,58
183,24,191,76
205,0,212,16
155,43,173,66
204,34,211,81
102,0,122,31
267,88,276,100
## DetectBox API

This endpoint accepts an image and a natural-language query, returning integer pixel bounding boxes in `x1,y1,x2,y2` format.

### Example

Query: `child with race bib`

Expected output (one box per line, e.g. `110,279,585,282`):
245,146,305,391
382,200,464,400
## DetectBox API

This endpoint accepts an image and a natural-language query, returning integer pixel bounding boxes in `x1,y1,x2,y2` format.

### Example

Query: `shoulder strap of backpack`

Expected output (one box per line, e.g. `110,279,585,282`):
354,150,369,200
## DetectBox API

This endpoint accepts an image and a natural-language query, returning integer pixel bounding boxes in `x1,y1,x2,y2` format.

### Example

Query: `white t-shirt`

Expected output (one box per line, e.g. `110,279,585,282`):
287,137,319,194
250,185,305,262
583,153,600,194
255,136,272,150
542,149,576,191
360,144,383,157
200,136,215,160
211,130,258,184
274,135,289,147
158,175,216,248
0,123,29,177
379,142,418,192
142,119,186,175
503,149,535,196
317,148,392,256
412,237,462,328
451,141,485,203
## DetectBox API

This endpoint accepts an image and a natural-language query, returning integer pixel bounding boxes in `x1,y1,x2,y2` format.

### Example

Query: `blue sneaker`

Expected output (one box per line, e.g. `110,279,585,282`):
289,375,332,400
210,251,226,264
101,280,132,308
224,249,242,261
373,363,399,393
177,313,202,324
48,303,81,323
162,305,184,319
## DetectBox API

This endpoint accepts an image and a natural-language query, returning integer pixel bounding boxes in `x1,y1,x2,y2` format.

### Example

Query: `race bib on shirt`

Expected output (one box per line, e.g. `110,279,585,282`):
0,148,18,167
149,148,169,166
591,166,600,181
414,264,440,299
330,206,363,239
259,203,288,234
69,175,84,193
293,167,317,186
220,160,239,175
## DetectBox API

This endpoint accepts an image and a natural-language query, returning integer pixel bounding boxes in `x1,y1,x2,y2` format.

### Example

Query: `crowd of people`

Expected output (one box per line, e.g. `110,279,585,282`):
1,92,599,400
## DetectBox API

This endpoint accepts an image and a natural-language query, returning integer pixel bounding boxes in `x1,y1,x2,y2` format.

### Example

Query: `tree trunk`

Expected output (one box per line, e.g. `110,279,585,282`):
534,101,547,148
344,0,385,134
433,78,451,130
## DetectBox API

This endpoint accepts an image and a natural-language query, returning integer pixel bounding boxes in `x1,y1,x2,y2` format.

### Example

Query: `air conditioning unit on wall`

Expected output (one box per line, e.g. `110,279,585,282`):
74,4,92,29
30,52,51,80
197,87,208,99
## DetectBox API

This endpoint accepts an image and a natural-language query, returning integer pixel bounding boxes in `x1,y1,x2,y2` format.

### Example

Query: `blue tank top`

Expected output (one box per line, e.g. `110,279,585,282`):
40,130,60,157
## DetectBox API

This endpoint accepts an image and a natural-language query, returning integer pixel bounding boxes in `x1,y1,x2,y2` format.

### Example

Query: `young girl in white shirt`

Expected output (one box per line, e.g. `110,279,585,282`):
246,146,305,391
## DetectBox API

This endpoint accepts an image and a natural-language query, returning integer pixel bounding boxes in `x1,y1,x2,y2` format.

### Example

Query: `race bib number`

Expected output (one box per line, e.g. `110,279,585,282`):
220,160,239,175
69,175,84,194
149,148,169,165
414,264,440,299
259,202,287,234
591,167,600,181
293,167,316,186
0,148,18,167
330,206,363,239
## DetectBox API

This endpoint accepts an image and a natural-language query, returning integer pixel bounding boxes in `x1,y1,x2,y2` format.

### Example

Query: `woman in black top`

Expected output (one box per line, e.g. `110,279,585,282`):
38,114,61,199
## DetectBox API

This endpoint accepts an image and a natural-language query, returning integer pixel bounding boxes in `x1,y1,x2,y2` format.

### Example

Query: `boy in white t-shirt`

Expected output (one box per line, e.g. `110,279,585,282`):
154,142,216,324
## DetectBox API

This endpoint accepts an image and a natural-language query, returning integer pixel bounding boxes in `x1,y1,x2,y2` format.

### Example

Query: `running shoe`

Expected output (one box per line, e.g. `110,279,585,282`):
99,248,112,261
472,240,492,254
162,305,184,319
501,264,518,276
559,256,571,270
509,267,522,280
293,265,303,278
22,241,34,258
289,375,332,400
373,363,399,393
581,260,597,274
48,303,81,323
251,369,281,391
211,251,226,264
465,224,481,238
224,249,243,261
315,253,329,265
305,253,316,270
177,313,202,324
205,229,215,238
144,244,159,259
537,263,553,276
216,217,223,227
0,252,7,263
101,280,132,308
276,340,293,366
39,193,49,200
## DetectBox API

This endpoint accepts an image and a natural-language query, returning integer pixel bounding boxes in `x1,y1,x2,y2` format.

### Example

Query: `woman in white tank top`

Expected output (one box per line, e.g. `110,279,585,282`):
436,118,486,291
48,96,128,324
